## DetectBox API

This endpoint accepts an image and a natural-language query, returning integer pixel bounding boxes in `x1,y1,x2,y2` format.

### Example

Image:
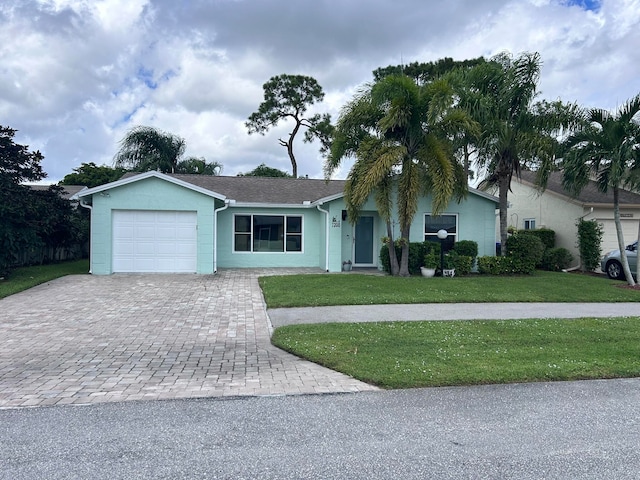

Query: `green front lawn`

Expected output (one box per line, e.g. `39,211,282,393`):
260,271,640,308
0,259,89,299
272,317,640,388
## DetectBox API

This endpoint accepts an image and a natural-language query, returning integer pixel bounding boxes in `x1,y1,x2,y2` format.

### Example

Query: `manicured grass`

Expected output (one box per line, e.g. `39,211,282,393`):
0,259,90,299
259,271,640,308
272,317,640,388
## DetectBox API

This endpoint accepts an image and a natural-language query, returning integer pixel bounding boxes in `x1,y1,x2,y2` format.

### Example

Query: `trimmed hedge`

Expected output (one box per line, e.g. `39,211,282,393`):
380,241,440,275
451,240,478,260
505,233,544,271
477,233,544,275
577,219,603,272
523,228,555,250
446,252,473,276
477,256,537,275
540,247,574,272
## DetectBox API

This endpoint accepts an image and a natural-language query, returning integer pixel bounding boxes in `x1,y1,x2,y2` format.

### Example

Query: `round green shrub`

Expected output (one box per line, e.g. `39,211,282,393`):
525,228,555,250
446,251,473,275
541,247,574,271
452,240,478,259
506,233,544,269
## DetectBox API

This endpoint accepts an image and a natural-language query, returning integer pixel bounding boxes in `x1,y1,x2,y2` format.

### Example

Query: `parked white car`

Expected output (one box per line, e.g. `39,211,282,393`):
601,241,638,280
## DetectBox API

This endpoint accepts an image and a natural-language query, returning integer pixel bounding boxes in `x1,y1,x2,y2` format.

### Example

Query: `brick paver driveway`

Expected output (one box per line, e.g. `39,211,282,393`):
0,270,377,408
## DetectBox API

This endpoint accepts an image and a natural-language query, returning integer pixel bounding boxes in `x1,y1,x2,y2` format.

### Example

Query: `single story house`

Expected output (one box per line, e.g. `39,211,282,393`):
505,171,640,262
74,171,499,274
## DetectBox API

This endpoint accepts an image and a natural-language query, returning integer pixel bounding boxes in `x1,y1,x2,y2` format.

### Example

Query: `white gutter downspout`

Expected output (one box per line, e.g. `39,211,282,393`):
79,199,93,274
317,204,330,272
213,200,230,273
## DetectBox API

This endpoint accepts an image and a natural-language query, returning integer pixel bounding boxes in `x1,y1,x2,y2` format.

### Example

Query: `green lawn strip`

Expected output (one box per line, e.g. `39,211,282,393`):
0,259,90,299
271,317,640,388
260,271,640,308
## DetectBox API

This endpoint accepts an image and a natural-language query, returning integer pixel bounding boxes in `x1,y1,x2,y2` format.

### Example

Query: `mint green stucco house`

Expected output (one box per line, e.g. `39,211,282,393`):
74,171,498,274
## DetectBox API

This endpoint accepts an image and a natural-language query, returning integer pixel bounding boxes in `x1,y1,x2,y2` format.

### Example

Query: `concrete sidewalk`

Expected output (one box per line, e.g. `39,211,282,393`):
268,302,640,327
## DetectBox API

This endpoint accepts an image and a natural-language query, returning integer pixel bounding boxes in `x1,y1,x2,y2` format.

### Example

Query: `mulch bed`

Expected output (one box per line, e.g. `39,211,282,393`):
567,270,640,290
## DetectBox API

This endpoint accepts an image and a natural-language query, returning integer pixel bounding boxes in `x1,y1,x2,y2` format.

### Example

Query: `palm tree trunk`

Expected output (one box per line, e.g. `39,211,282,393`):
399,226,411,277
637,219,640,280
386,221,400,276
498,173,510,256
613,187,636,286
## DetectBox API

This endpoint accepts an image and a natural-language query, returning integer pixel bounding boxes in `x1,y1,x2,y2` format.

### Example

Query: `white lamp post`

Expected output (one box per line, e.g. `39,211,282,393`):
437,229,448,275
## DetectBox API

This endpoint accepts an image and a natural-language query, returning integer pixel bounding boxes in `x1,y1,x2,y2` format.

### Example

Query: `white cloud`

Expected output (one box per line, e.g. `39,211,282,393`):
1,0,639,182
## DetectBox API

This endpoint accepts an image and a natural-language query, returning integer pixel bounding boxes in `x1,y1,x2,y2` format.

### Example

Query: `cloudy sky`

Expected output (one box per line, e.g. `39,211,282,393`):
2,0,639,183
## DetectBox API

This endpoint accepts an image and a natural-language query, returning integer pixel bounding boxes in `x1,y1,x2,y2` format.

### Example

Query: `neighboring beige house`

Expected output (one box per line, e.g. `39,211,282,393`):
502,171,640,267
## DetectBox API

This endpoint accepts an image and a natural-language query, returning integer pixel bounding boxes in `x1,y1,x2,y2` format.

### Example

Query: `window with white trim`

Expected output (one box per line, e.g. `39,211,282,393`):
524,218,536,230
424,214,457,251
234,214,302,253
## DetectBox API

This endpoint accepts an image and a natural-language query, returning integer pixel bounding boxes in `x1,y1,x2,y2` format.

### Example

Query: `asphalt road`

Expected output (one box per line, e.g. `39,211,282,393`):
2,378,639,479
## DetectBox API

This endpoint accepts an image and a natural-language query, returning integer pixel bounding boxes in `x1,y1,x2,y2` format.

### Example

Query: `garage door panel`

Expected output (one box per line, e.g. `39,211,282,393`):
176,228,194,240
137,226,157,239
112,210,197,273
157,227,176,238
176,244,197,255
157,244,177,255
133,258,155,272
174,214,193,224
600,219,637,253
135,242,157,254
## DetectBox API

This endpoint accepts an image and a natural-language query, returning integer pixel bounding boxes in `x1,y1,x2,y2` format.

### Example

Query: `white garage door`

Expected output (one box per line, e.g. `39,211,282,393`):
112,210,197,273
599,218,638,254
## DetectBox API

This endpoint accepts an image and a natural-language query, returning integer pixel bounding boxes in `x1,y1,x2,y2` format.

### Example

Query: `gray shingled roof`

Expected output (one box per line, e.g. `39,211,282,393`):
166,174,347,204
112,171,497,205
518,171,640,206
27,184,87,200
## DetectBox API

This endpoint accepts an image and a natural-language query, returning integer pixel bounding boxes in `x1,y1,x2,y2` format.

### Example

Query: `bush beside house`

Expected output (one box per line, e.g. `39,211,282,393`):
577,219,604,272
380,239,477,276
380,241,441,275
477,230,572,275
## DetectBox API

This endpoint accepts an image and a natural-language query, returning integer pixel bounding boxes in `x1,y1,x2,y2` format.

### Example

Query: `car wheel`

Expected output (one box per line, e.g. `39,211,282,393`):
606,260,624,280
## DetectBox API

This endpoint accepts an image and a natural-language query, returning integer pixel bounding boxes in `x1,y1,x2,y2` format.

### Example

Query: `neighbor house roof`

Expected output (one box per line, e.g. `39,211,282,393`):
518,171,640,207
27,184,87,200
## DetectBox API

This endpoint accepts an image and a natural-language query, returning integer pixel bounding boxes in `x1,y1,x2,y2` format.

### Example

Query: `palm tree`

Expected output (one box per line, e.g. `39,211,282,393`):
114,126,186,173
175,157,223,175
562,94,640,286
471,52,578,253
325,75,474,276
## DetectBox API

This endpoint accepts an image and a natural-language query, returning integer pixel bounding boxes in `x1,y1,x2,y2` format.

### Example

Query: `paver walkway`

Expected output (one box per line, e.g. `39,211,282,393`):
0,270,377,409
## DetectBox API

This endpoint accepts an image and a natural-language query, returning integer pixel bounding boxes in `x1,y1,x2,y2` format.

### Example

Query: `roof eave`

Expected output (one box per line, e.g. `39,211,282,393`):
468,187,499,203
312,191,345,205
229,202,316,209
75,171,226,201
584,202,640,208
